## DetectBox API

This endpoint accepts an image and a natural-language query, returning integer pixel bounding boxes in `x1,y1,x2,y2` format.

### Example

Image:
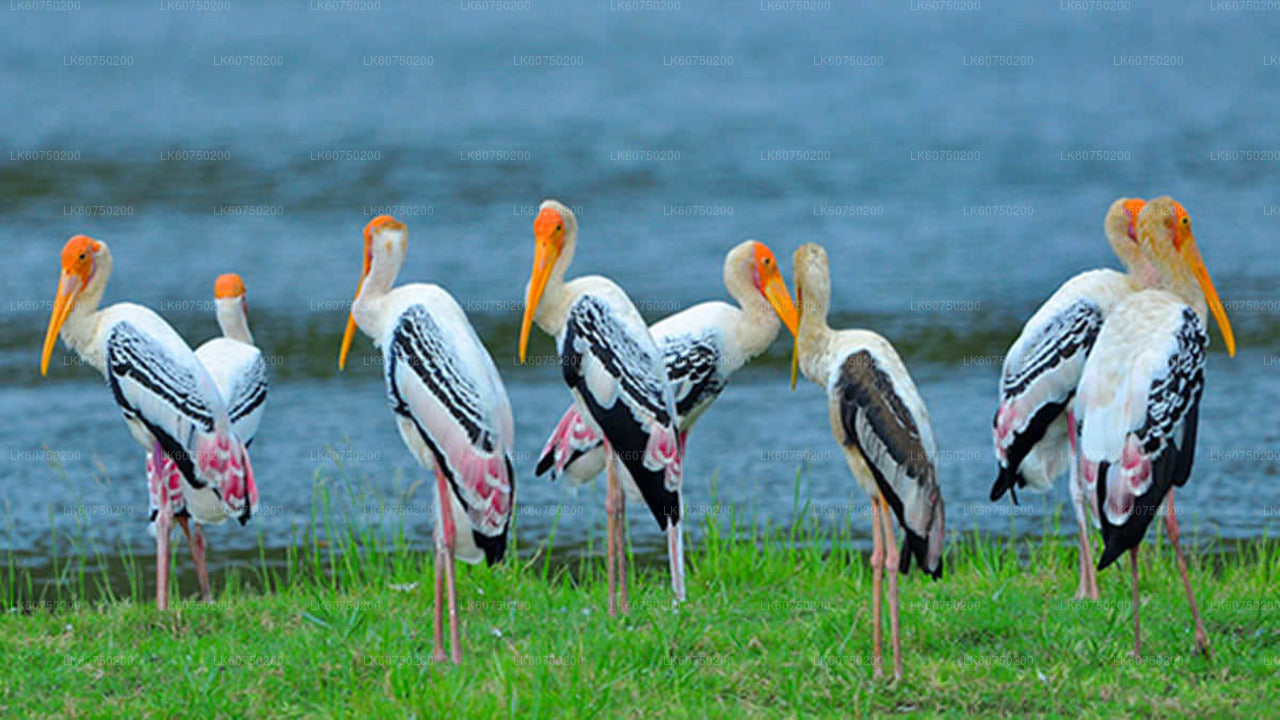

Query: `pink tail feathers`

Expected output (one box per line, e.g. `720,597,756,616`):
536,404,604,479
643,421,683,493
198,431,258,524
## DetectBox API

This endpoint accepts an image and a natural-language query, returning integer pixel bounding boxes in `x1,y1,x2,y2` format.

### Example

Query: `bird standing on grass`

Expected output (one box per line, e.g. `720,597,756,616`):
518,199,684,615
338,215,515,665
40,236,257,610
536,239,798,492
789,242,945,681
178,273,269,600
991,198,1154,600
1077,197,1235,659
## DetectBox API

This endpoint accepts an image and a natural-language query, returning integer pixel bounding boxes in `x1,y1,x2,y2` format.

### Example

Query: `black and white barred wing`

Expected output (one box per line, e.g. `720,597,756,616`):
1078,300,1205,569
385,303,514,563
559,294,681,528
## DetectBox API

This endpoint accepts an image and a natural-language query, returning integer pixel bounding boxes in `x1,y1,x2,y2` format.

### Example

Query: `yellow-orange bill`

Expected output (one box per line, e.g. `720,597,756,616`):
41,272,81,376
338,278,364,371
519,240,557,364
761,273,799,339
1180,238,1236,357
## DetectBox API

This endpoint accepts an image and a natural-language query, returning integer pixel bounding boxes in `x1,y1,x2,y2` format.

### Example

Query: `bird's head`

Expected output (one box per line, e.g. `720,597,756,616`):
339,215,407,370
519,199,577,363
1137,197,1235,357
41,235,106,376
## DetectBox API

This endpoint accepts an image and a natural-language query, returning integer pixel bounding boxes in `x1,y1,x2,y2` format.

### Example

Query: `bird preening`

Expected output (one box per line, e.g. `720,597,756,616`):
37,193,1235,673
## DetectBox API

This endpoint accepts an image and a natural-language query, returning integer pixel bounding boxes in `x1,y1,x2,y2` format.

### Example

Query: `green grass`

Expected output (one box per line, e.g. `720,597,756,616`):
2,466,1278,718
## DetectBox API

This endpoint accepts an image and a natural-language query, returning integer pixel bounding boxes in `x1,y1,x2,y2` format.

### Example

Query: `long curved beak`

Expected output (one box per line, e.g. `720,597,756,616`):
519,238,559,363
338,276,365,371
41,271,81,376
761,272,799,340
1180,236,1236,357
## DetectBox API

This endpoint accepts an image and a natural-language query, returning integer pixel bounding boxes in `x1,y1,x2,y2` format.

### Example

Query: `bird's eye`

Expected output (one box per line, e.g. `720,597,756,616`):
1182,218,1190,226
556,223,562,231
78,253,85,260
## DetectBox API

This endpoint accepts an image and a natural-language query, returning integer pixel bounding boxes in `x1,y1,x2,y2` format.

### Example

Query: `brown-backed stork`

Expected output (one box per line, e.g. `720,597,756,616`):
789,242,945,681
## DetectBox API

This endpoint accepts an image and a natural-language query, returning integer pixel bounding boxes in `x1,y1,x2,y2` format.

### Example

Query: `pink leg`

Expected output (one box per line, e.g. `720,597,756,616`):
155,504,172,611
1129,546,1141,660
176,516,212,602
605,447,619,617
1164,491,1211,657
1066,410,1098,600
667,521,685,603
870,497,884,679
879,497,903,680
434,468,461,665
432,544,446,663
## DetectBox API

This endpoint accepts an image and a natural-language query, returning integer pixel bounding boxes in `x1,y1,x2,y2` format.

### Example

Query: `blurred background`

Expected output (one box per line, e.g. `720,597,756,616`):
2,2,1278,591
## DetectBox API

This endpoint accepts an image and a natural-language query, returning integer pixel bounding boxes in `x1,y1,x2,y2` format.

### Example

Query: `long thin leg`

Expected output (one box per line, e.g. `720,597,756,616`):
432,544,446,663
176,516,212,602
615,472,629,616
1129,546,1141,660
1067,410,1098,600
1164,491,1211,658
879,496,903,681
156,503,172,611
148,446,172,611
605,449,618,618
667,521,685,603
434,468,461,665
869,497,885,680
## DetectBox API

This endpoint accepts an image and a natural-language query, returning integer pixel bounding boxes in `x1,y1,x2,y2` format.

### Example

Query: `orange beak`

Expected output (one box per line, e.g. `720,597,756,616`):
337,276,363,371
519,233,561,363
41,271,83,376
1178,234,1235,357
754,244,799,340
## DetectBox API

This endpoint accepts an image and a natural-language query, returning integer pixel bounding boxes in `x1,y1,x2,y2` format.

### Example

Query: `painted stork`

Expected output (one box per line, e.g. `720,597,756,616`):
535,239,799,492
518,199,684,615
789,242,945,681
39,236,257,610
990,198,1153,600
172,273,267,600
1077,197,1235,659
338,215,515,665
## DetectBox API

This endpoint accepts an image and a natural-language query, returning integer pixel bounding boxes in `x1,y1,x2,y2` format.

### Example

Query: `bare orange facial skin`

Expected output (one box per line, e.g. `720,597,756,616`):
1123,199,1146,241
533,207,565,247
1171,202,1191,250
214,273,246,299
61,235,100,285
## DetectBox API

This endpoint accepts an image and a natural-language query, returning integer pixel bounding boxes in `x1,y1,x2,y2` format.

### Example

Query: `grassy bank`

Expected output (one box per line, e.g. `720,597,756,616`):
2,472,1277,718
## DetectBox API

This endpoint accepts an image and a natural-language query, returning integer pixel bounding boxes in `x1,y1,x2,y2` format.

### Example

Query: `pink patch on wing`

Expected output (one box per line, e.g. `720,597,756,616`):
643,423,683,492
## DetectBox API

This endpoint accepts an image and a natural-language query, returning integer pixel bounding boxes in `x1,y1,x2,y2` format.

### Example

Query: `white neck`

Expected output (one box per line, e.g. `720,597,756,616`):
797,288,834,386
60,248,114,373
352,241,406,339
531,230,579,337
216,297,254,344
724,270,782,362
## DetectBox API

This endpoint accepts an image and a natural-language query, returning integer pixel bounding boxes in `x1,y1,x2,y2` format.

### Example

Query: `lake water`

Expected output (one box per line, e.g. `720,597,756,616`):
2,3,1278,588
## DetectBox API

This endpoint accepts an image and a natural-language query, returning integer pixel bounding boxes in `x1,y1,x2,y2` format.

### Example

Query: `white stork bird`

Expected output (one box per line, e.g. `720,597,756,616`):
790,242,945,681
535,239,798,490
990,198,1153,600
173,273,267,600
518,199,684,615
1077,197,1235,659
40,235,258,610
338,215,515,665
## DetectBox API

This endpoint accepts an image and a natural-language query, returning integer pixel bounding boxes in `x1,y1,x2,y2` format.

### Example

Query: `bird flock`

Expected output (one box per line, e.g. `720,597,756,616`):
39,195,1234,677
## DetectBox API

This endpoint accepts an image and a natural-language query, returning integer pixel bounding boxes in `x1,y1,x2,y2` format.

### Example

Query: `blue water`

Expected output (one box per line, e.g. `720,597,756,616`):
2,3,1278,582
